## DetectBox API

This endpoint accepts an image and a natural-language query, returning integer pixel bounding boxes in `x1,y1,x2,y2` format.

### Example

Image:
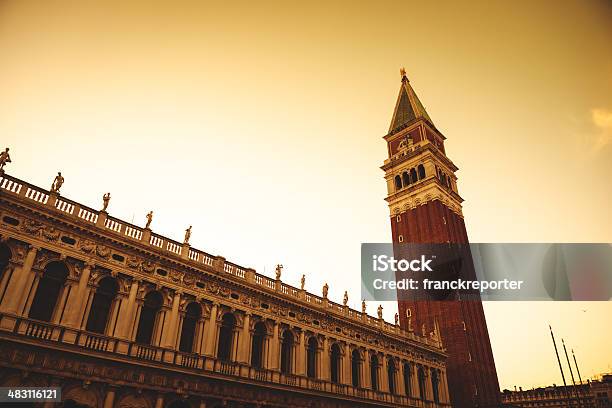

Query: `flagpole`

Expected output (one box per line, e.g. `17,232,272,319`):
572,349,583,384
562,339,582,408
549,325,570,408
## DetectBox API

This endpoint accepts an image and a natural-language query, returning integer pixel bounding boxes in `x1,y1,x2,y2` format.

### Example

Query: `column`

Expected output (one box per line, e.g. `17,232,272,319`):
199,401,207,408
116,279,139,340
269,321,279,370
62,263,92,328
162,291,181,349
0,245,37,315
320,336,330,381
194,314,206,355
238,312,251,363
424,368,433,401
203,303,218,357
363,351,371,389
154,394,164,408
103,387,116,408
297,330,306,376
411,364,420,399
342,344,352,385
380,355,389,392
397,360,405,396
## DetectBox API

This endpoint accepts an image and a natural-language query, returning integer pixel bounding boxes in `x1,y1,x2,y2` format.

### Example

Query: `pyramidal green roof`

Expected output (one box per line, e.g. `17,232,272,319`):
389,74,434,133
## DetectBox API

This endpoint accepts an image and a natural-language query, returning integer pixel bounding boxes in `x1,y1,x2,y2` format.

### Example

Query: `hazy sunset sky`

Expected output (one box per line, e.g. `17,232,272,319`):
1,0,610,390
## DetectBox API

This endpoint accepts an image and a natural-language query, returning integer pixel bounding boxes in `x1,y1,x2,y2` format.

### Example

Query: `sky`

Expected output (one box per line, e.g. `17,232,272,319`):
0,0,610,390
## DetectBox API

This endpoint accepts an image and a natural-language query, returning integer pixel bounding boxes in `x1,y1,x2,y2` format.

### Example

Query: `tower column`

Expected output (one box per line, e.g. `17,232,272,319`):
297,330,306,376
116,278,139,340
161,290,181,349
342,344,352,386
238,312,251,363
269,321,280,370
321,336,330,381
62,262,92,328
203,303,218,357
0,245,37,316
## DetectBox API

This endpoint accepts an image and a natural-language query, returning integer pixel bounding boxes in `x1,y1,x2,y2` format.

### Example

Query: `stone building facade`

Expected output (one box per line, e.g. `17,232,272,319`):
0,172,450,408
501,374,612,408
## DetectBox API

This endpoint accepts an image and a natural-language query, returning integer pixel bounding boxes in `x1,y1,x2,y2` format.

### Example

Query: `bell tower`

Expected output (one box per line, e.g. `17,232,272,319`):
381,70,501,407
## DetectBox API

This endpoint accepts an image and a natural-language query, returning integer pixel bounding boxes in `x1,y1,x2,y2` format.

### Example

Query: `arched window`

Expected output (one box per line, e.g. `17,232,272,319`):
217,313,236,361
330,343,341,383
280,329,294,374
432,369,440,403
307,336,318,378
29,261,69,322
251,322,267,368
418,366,426,400
86,277,118,334
394,175,402,191
135,291,163,345
402,172,410,186
370,354,380,391
351,349,361,387
417,164,426,180
403,362,412,396
410,168,418,184
388,357,397,394
179,302,201,353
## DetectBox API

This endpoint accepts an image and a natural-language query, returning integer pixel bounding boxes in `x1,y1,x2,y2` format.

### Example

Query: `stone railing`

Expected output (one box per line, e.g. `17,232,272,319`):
0,173,442,351
0,315,448,408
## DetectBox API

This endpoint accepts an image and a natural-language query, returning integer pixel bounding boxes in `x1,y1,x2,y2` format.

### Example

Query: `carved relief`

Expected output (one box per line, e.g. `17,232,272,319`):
79,239,96,254
42,226,60,242
88,267,107,285
201,302,212,318
169,269,183,283
22,219,44,235
126,256,140,269
141,261,155,274
95,245,111,259
8,241,27,262
33,249,60,270
182,273,196,286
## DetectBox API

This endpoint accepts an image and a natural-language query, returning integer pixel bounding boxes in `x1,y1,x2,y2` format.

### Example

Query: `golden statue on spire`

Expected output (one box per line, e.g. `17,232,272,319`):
400,67,406,78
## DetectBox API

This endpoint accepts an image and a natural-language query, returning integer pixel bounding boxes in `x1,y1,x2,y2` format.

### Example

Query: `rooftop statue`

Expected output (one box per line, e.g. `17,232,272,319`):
275,264,283,280
101,193,111,212
322,282,329,298
0,148,11,173
145,211,153,228
362,299,366,313
300,274,305,290
184,225,192,244
51,172,64,193
395,313,399,325
343,291,348,306
377,304,383,319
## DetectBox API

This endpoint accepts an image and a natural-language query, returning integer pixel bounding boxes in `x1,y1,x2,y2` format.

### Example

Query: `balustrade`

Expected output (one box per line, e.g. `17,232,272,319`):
0,314,449,407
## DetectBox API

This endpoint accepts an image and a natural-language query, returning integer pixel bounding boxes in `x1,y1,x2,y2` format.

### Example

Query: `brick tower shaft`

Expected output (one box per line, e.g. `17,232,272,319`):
381,70,501,407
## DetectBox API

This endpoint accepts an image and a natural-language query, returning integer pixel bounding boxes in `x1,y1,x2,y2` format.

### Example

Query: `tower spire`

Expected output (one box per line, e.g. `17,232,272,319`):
389,69,434,133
